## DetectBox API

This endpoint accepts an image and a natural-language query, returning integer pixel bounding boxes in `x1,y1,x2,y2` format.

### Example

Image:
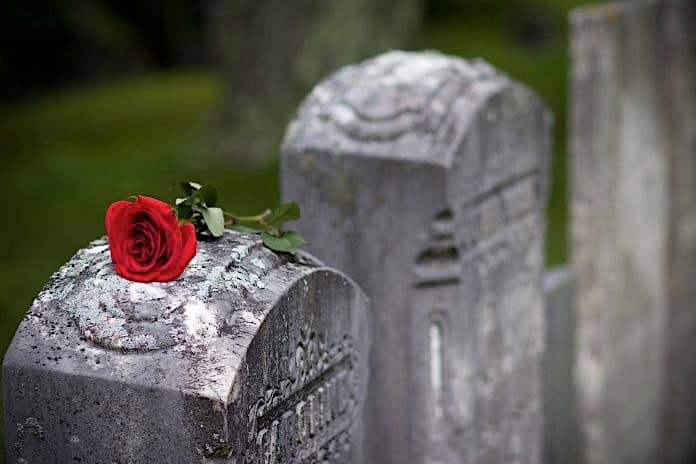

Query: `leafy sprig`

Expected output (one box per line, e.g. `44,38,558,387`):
175,182,224,237
175,181,306,254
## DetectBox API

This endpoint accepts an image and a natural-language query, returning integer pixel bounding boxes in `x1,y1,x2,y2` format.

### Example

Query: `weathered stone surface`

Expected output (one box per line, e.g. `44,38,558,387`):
543,266,581,464
570,2,696,463
282,51,551,464
3,231,368,463
206,0,421,164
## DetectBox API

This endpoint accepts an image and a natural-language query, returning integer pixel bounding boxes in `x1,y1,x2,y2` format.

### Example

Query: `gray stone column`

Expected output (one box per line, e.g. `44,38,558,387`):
570,2,696,463
3,232,369,463
282,51,551,464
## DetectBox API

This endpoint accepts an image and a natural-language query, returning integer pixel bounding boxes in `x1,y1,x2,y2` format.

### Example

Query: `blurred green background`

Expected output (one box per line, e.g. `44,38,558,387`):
0,0,595,457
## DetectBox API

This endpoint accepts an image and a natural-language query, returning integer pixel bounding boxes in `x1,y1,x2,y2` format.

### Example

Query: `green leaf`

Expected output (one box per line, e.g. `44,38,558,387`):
266,202,301,229
229,224,264,234
198,185,218,207
201,207,225,237
261,230,306,254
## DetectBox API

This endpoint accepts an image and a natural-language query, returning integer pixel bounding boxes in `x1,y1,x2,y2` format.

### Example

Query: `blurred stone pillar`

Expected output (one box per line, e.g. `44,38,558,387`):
206,0,422,165
570,1,696,463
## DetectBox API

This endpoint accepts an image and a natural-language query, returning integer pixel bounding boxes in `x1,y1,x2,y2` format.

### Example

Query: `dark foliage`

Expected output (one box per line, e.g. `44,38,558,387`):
0,0,208,100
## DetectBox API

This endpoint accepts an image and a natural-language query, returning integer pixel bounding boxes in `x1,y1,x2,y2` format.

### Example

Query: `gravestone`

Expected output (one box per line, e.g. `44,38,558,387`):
282,51,551,463
543,266,580,464
570,2,696,463
206,0,421,164
3,231,369,463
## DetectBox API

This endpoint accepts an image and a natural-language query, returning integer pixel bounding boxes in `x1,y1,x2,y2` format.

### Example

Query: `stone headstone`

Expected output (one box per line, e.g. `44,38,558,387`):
570,2,696,463
3,231,369,463
206,0,421,164
281,51,551,464
543,266,581,464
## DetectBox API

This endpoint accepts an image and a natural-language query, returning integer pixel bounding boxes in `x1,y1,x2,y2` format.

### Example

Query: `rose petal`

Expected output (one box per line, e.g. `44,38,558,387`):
153,224,194,282
106,195,198,282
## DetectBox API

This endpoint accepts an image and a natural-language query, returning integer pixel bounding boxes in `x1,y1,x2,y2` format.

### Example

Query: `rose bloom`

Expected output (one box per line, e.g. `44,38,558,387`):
105,195,197,282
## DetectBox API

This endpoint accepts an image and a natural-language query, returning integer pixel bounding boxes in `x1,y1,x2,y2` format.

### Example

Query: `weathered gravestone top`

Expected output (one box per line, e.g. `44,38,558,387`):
283,50,522,166
283,51,551,464
3,231,368,463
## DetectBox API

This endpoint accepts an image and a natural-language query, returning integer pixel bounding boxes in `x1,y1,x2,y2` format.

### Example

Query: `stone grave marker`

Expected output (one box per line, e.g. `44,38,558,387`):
3,231,369,463
282,51,551,464
543,266,580,464
571,2,696,463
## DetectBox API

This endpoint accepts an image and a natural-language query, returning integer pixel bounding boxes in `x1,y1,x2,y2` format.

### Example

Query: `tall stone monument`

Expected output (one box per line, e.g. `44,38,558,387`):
570,2,696,463
3,232,369,463
282,51,551,463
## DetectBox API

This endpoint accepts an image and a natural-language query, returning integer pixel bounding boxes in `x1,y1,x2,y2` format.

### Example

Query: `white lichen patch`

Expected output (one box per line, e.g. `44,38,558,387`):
84,244,109,255
251,258,266,270
182,299,220,339
128,283,167,303
229,244,249,264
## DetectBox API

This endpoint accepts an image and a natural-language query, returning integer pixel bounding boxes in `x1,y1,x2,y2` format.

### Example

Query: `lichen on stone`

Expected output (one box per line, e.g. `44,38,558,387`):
31,231,285,353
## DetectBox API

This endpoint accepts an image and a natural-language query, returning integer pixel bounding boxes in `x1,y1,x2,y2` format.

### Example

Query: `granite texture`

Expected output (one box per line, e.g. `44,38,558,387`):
282,50,551,464
3,231,369,463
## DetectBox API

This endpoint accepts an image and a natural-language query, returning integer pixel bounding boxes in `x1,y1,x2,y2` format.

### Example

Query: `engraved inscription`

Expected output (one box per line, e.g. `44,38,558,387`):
414,173,540,286
245,328,359,463
458,173,541,277
468,171,543,462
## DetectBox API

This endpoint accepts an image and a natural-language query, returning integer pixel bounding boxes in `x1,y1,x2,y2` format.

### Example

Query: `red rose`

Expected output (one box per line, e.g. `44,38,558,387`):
105,195,197,282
